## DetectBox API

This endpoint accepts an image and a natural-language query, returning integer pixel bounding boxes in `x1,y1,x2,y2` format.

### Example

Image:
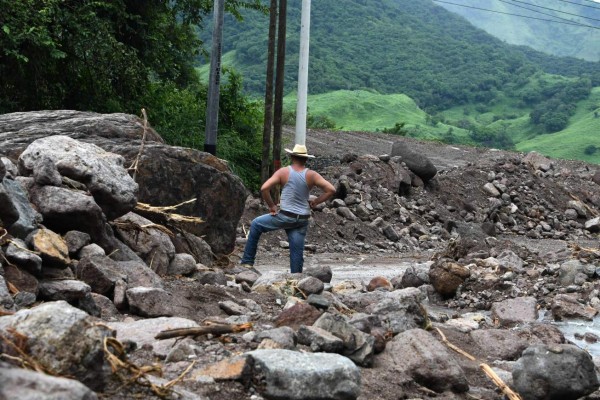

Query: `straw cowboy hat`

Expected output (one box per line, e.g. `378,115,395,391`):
284,144,315,158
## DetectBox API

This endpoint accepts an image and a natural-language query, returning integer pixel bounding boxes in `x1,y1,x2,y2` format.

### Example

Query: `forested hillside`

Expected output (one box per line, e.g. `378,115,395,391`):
199,0,600,163
436,0,600,62
205,0,599,111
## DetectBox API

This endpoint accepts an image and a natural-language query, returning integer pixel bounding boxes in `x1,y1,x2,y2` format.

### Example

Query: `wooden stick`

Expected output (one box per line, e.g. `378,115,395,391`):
434,327,476,361
129,108,149,181
480,363,522,400
155,323,252,340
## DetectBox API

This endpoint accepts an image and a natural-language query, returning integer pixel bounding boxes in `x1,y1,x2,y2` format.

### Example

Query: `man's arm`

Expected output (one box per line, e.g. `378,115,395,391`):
261,169,284,215
308,172,335,209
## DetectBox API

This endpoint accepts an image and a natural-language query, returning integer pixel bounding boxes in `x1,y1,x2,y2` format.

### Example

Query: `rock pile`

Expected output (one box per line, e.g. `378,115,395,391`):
1,111,600,400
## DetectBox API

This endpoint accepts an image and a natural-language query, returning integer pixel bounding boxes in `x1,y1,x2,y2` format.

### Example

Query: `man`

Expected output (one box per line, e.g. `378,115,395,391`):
241,144,335,273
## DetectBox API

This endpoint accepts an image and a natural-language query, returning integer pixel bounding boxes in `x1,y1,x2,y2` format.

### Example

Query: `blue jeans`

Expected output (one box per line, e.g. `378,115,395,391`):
241,213,309,273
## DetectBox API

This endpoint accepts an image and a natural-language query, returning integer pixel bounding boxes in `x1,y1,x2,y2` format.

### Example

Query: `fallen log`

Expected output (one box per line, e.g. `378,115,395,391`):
155,323,252,340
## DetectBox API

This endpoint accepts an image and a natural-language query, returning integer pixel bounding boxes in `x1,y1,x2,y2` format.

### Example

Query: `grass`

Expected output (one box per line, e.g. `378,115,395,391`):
283,89,469,141
516,87,600,164
196,57,600,164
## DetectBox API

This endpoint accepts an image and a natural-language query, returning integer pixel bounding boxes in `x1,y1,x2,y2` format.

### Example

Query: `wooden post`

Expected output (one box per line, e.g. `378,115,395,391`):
261,0,278,184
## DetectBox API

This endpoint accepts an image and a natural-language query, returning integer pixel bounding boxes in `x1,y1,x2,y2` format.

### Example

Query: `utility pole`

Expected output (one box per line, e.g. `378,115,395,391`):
261,0,278,184
272,0,287,174
204,0,225,156
295,0,311,146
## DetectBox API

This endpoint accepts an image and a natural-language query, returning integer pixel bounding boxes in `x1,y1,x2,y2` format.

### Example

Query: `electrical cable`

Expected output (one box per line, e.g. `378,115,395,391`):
497,0,598,26
432,0,600,29
551,0,600,11
505,0,600,22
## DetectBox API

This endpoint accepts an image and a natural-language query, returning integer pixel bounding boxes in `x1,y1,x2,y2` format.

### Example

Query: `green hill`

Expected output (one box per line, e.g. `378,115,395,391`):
436,0,600,62
517,87,600,163
197,0,600,163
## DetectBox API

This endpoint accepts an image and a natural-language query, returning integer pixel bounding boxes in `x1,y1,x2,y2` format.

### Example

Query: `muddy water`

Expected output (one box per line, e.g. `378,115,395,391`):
254,252,430,285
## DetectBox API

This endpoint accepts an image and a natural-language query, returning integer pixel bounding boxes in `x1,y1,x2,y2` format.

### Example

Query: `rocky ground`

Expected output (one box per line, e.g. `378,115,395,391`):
2,114,600,400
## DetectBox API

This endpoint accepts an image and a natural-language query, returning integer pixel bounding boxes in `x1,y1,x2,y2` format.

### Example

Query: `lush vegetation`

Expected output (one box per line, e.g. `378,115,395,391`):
203,0,598,112
199,0,599,160
0,0,266,190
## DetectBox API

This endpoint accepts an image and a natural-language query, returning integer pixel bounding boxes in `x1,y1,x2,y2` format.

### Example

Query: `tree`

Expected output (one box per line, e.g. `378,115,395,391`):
0,0,265,113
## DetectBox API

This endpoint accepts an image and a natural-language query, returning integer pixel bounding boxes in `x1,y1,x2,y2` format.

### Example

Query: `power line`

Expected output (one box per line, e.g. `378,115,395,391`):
505,0,600,22
432,0,600,30
551,0,600,11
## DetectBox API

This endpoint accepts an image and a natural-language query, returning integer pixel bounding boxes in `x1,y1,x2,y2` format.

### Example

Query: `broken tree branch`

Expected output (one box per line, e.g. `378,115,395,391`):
129,108,149,182
155,323,252,340
480,363,522,400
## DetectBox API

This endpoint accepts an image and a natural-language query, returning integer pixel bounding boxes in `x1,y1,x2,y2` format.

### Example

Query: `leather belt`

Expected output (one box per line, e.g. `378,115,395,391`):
280,209,310,220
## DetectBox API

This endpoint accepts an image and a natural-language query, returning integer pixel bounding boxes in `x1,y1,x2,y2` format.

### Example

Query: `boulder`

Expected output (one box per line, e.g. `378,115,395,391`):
551,294,597,321
104,143,246,255
491,297,538,327
313,312,375,367
584,217,600,233
513,344,599,400
38,280,91,302
108,317,199,360
0,276,15,311
429,259,470,298
364,295,428,334
0,301,113,390
18,135,137,219
275,302,323,330
304,264,333,283
391,141,437,181
27,185,108,245
523,151,553,171
382,328,469,393
168,253,197,276
126,287,174,317
76,255,126,295
64,231,91,256
248,349,361,400
0,363,98,400
0,177,42,237
5,238,42,275
0,111,245,255
113,212,175,275
297,325,345,353
115,260,164,289
256,327,297,350
298,276,325,295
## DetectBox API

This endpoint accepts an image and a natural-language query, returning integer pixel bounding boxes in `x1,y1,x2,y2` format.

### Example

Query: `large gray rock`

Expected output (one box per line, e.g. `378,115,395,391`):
126,287,174,317
105,143,247,255
115,260,164,289
76,255,126,295
0,301,113,390
558,260,586,286
313,312,375,367
382,328,469,393
168,253,197,276
391,141,437,181
38,280,91,302
0,177,42,237
108,317,199,359
19,135,138,219
0,111,163,161
27,185,108,244
585,217,600,233
364,295,427,334
551,294,598,321
0,276,15,311
513,344,599,400
0,110,245,255
0,363,98,400
5,238,42,275
491,297,538,327
248,349,361,400
113,212,175,276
